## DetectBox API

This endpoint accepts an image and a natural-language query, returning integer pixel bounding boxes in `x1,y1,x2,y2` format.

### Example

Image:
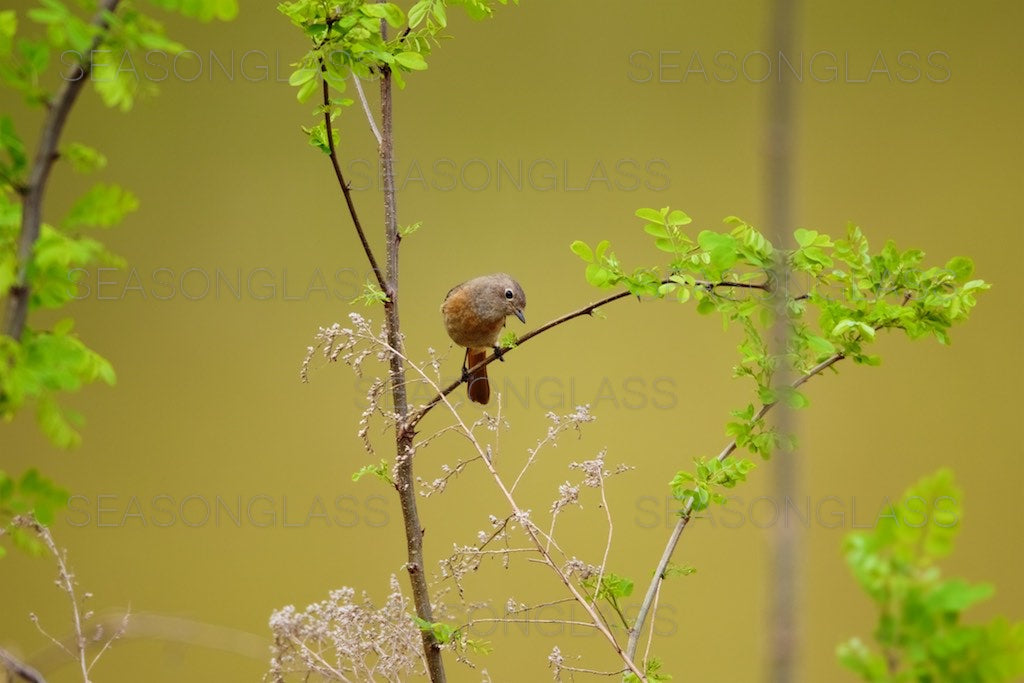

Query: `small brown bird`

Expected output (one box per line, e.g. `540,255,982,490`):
441,273,526,404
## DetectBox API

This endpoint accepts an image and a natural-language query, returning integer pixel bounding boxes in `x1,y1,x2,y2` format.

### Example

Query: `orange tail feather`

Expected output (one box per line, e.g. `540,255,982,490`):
466,348,490,404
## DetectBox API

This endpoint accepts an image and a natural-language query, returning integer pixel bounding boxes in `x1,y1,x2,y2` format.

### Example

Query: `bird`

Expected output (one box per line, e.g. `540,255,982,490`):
441,273,526,404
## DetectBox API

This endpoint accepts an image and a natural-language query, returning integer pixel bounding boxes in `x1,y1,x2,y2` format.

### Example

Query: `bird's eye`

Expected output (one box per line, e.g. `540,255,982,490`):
504,288,514,299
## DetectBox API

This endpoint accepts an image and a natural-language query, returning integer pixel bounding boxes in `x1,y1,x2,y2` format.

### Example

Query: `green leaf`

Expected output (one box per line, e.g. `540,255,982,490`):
585,263,612,287
450,0,495,21
644,223,669,238
0,115,27,180
36,393,81,449
16,37,50,81
13,468,69,525
353,279,389,306
400,221,422,237
288,67,317,86
570,240,593,262
945,256,974,282
800,245,833,268
654,237,676,252
62,142,107,173
806,335,836,356
412,616,458,643
361,2,405,27
430,2,448,27
90,49,141,111
926,579,994,613
408,1,429,27
352,459,393,486
794,228,818,247
697,230,738,270
837,470,1024,683
832,319,875,340
394,51,427,70
296,76,319,102
837,638,888,679
28,225,120,309
666,209,692,227
0,11,16,56
664,563,697,578
145,0,238,21
635,207,664,224
63,183,139,229
582,571,634,600
302,122,336,154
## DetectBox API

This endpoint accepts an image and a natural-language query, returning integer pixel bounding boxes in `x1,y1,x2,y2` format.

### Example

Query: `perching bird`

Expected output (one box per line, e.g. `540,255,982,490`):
441,273,526,404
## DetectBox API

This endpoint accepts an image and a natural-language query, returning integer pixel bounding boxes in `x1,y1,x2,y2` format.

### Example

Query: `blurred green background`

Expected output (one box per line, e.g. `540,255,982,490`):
3,1,1022,681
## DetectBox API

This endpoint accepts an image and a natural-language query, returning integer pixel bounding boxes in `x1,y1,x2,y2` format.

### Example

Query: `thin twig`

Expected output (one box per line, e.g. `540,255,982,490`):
469,618,599,629
87,609,129,673
511,415,584,495
14,516,112,683
352,74,382,146
284,634,352,682
3,0,122,339
317,57,387,295
642,574,662,668
557,664,629,677
590,466,614,621
460,547,536,556
625,352,845,660
404,277,769,433
36,525,90,682
506,597,578,614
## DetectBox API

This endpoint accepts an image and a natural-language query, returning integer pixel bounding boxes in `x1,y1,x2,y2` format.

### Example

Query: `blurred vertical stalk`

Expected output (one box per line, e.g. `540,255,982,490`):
764,0,801,682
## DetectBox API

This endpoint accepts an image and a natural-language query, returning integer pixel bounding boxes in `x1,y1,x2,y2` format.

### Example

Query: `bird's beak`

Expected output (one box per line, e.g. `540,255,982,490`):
514,309,526,324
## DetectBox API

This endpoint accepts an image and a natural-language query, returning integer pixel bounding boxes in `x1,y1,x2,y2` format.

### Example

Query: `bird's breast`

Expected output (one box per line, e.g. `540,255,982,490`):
442,287,507,349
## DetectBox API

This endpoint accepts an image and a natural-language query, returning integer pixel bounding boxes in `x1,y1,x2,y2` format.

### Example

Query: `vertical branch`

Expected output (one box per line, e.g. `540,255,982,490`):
377,17,446,682
2,0,122,340
315,10,440,678
764,1,800,681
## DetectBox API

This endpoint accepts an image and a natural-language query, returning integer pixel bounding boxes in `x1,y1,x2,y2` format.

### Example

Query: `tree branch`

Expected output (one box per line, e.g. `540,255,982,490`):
317,58,387,296
2,0,122,340
351,74,382,146
375,20,445,681
403,277,769,433
624,351,845,659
